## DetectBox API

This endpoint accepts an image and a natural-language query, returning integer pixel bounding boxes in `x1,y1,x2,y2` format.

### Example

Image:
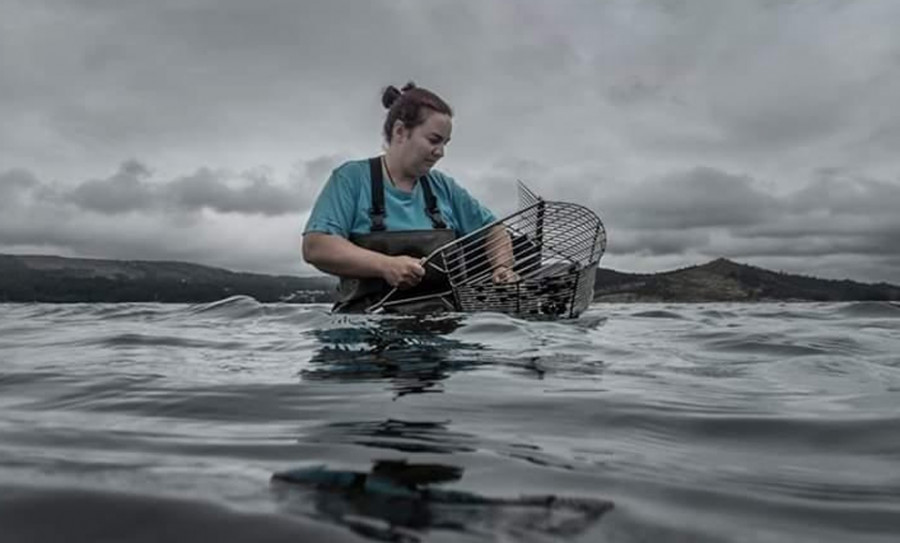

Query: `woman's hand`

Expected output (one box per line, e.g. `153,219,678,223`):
380,255,426,289
492,264,519,284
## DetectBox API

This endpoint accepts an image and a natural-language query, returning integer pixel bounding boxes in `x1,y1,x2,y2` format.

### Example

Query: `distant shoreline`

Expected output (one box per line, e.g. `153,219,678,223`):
1,254,898,304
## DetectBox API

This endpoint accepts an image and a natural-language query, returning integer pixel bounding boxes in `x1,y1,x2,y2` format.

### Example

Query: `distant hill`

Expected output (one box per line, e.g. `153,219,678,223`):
0,254,336,303
593,258,900,302
1,254,898,304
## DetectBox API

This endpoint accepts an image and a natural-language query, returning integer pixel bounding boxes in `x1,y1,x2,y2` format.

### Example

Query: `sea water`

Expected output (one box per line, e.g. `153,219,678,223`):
0,299,898,542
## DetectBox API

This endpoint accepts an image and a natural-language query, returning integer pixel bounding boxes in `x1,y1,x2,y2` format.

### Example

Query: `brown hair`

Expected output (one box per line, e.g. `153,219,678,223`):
381,82,453,143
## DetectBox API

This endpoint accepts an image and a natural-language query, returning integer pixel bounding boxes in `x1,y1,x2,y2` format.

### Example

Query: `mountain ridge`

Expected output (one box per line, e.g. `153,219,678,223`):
1,253,898,303
0,254,335,303
592,257,900,302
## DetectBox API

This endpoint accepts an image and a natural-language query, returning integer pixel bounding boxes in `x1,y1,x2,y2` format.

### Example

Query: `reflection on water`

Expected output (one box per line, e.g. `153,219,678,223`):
272,458,613,542
302,314,487,396
307,419,477,455
2,301,900,542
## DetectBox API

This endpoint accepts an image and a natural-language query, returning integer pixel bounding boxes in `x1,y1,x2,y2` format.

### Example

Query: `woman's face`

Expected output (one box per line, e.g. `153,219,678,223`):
393,111,452,177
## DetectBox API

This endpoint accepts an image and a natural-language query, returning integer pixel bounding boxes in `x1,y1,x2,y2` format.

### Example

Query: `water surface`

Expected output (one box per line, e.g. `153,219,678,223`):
1,299,899,542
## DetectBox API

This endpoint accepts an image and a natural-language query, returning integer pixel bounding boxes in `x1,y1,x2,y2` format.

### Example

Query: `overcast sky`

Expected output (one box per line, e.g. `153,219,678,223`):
2,0,900,283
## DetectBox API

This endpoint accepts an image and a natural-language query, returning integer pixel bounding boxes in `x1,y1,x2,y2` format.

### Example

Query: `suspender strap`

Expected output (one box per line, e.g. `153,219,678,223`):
367,157,386,232
367,156,447,231
419,175,447,229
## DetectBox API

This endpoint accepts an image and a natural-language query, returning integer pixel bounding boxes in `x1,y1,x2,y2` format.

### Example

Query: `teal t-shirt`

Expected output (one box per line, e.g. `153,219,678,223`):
303,158,496,238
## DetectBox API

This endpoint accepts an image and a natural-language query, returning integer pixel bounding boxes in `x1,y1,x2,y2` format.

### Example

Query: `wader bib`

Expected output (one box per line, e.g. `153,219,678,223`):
333,157,457,313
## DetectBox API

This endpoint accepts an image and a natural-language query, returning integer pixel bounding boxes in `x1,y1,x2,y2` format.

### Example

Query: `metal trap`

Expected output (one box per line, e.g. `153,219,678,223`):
369,182,607,318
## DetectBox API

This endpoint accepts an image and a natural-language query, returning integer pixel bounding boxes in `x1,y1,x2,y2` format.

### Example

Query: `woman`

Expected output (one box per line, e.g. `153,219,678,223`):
302,82,517,313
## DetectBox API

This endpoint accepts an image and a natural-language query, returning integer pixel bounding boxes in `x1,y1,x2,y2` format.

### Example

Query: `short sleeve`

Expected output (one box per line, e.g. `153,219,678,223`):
446,177,496,235
302,169,358,238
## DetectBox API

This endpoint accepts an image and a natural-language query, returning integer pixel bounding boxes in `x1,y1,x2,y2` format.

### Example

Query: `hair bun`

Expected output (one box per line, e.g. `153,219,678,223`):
381,85,402,109
379,82,452,143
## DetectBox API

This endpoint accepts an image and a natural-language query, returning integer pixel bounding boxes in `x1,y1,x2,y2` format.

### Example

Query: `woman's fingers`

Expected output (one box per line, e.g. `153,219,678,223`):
492,266,519,284
383,255,426,288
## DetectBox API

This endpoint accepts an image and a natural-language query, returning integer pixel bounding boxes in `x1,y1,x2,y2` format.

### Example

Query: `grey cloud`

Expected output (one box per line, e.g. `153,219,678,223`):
69,160,154,214
597,165,900,284
0,183,304,275
709,231,900,259
4,157,900,283
607,78,671,107
460,158,560,216
723,222,900,261
786,170,900,216
589,1,900,161
606,167,781,230
4,0,899,175
732,170,900,252
0,169,40,206
301,156,343,186
862,120,900,155
469,159,900,278
0,168,39,190
0,215,237,271
0,1,410,171
2,158,328,217
291,155,344,199
3,1,900,283
167,168,303,216
610,229,712,256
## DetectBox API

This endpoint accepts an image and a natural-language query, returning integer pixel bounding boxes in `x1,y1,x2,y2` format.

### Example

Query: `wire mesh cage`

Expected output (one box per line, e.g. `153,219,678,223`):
369,182,607,318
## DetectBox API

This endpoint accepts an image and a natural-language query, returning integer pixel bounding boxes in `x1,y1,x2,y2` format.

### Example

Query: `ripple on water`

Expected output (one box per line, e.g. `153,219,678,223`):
186,295,266,319
3,302,900,542
836,301,900,318
629,309,686,319
704,335,831,357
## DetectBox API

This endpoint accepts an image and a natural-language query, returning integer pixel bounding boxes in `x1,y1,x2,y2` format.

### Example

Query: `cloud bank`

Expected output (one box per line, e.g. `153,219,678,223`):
1,0,899,282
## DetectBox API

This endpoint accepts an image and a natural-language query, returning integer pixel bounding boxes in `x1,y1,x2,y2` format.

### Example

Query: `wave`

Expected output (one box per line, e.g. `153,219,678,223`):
0,486,362,543
836,301,900,318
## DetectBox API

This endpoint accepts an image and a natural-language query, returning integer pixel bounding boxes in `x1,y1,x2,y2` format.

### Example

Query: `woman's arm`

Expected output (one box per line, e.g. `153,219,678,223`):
302,232,425,288
484,225,519,283
440,174,517,283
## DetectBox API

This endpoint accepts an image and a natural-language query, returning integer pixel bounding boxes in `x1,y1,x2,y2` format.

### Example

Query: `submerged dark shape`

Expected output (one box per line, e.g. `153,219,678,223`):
271,459,613,540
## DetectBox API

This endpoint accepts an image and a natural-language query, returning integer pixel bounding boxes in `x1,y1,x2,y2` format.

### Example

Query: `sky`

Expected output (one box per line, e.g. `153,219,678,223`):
2,0,900,283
